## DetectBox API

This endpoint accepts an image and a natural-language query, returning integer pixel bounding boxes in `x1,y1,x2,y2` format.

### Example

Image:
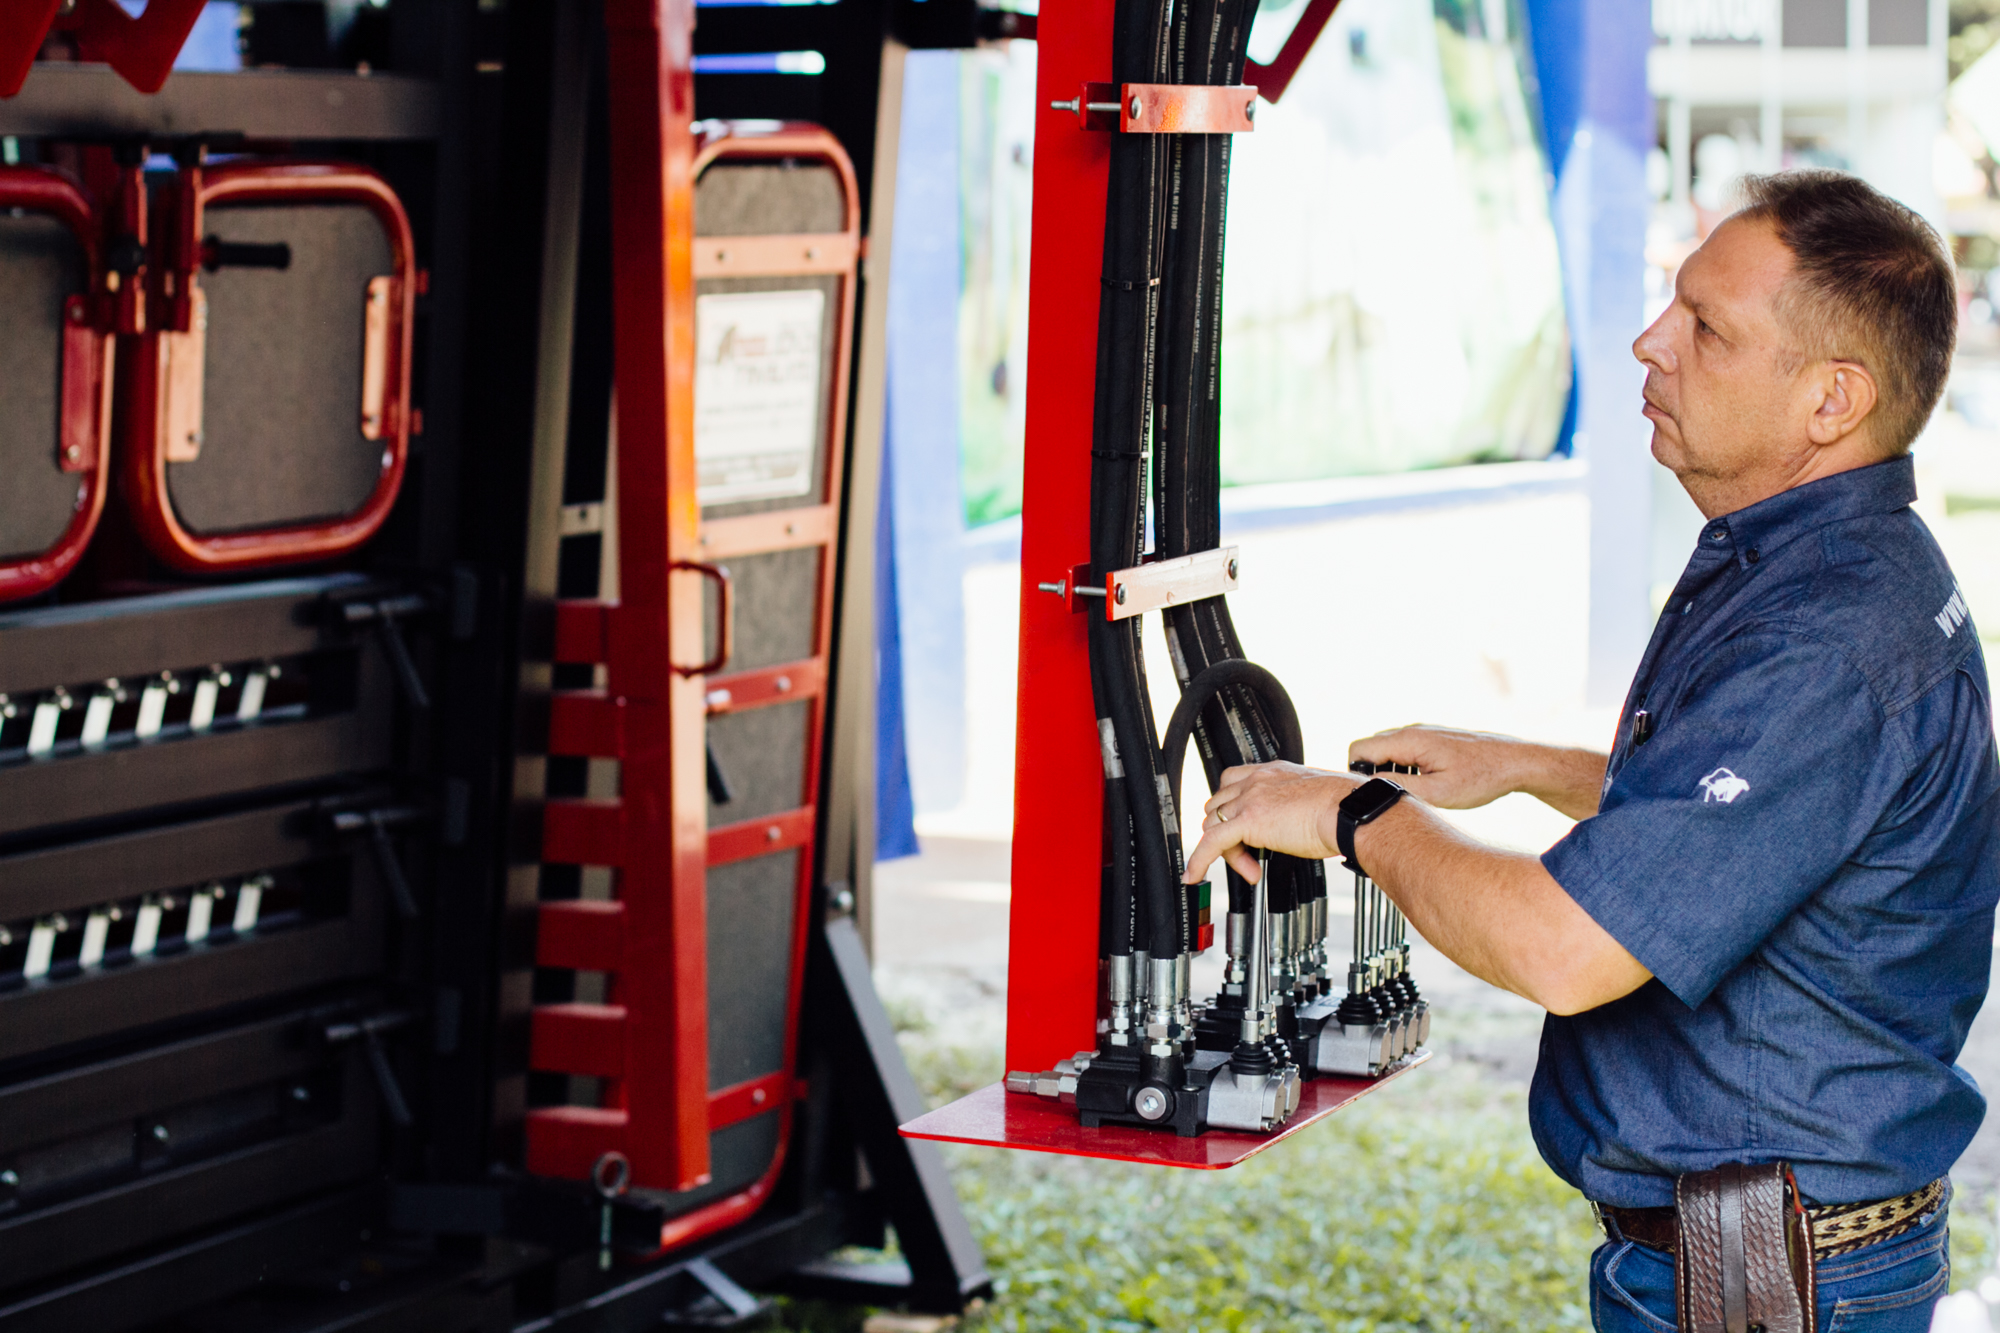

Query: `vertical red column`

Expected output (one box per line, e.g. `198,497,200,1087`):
603,0,711,1191
1004,0,1119,1076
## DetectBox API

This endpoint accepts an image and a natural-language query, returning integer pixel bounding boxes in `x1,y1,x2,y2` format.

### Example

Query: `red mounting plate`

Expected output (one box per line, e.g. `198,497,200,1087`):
900,1050,1431,1170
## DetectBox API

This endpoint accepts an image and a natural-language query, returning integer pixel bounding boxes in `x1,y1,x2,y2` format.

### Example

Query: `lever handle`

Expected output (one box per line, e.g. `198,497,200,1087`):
672,561,733,677
202,236,291,270
706,741,735,806
367,810,421,920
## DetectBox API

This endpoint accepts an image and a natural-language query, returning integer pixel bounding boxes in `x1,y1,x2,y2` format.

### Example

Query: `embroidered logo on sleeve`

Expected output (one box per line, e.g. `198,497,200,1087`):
1698,768,1750,804
1936,584,1971,639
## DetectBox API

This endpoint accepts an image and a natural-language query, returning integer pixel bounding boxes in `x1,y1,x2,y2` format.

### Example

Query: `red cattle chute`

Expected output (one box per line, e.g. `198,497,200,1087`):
121,162,416,575
0,168,112,604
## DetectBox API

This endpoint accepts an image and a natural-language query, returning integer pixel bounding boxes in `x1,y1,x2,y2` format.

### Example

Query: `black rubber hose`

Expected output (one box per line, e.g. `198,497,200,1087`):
1087,0,1184,962
1160,658,1304,819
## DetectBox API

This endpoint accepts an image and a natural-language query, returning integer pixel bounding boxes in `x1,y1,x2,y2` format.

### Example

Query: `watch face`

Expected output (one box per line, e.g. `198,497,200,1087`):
1341,777,1405,823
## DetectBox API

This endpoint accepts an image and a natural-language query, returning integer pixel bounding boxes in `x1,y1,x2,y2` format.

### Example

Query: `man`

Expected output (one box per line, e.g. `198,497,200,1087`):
1184,171,2000,1331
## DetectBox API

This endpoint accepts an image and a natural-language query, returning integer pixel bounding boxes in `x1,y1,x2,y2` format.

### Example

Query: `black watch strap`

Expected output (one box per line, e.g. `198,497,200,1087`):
1337,777,1406,880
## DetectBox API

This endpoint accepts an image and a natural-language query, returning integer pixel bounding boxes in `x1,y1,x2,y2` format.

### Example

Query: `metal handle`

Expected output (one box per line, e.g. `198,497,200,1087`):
672,561,733,677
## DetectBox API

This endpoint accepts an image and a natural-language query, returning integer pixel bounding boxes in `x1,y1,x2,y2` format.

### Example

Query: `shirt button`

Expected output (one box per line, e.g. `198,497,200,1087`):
1747,548,1760,564
1710,530,1727,541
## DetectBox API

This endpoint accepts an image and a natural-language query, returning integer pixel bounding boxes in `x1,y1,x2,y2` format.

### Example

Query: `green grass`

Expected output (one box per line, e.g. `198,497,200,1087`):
890,1021,1598,1333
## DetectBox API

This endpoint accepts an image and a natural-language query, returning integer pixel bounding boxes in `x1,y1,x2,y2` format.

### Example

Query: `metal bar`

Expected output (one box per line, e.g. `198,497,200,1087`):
547,688,627,757
1006,0,1114,1076
0,64,443,139
697,504,836,560
706,806,816,867
536,899,627,972
0,574,371,695
0,796,337,923
703,657,825,715
1101,546,1239,620
600,0,711,1193
692,232,859,278
530,1003,631,1078
707,1071,794,1131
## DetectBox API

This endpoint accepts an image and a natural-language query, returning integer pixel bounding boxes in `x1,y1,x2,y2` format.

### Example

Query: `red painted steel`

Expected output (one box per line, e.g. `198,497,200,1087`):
547,689,626,758
1005,0,1118,1078
707,1071,796,1132
530,1003,630,1078
46,0,207,96
541,799,624,868
0,1,62,98
706,806,816,867
525,103,864,1247
536,900,626,972
121,163,417,574
524,1106,628,1179
702,657,825,716
553,598,614,664
0,169,111,605
904,1053,1432,1168
613,119,863,1257
589,0,712,1195
1242,0,1346,104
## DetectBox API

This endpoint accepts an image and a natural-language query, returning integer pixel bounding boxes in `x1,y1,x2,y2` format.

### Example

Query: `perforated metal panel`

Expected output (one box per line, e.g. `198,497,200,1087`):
168,203,395,534
0,214,85,561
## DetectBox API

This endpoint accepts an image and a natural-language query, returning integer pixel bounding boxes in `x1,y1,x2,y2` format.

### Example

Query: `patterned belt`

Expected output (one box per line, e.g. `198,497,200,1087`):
1600,1178,1946,1260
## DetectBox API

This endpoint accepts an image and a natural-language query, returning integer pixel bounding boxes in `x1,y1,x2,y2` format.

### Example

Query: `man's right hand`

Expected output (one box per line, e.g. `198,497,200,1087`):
1349,724,1608,822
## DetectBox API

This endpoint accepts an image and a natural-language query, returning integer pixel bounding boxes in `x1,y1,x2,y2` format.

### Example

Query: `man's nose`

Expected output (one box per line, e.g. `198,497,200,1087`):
1632,308,1678,375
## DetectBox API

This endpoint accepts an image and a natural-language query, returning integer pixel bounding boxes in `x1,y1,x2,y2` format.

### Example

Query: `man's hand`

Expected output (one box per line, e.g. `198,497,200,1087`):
1350,724,1608,822
1183,761,1357,885
1181,756,1653,1016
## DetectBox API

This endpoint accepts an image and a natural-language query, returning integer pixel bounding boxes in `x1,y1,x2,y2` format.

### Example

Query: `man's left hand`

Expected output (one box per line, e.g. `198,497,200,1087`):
1183,760,1361,884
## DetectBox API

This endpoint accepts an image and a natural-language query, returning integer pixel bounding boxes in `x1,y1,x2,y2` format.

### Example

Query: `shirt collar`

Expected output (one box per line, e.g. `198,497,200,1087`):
1703,455,1918,569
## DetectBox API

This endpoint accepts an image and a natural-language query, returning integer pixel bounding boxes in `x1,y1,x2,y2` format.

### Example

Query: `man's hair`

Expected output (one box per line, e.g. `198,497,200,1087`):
1734,171,1955,455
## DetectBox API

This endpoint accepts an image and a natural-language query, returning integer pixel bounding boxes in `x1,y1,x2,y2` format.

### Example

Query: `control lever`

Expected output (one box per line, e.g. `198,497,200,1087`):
201,236,290,270
322,1009,417,1127
706,741,734,806
327,804,424,919
335,593,431,710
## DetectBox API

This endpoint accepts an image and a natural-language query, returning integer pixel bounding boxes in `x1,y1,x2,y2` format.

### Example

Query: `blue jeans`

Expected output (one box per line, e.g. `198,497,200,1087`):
1591,1192,1951,1332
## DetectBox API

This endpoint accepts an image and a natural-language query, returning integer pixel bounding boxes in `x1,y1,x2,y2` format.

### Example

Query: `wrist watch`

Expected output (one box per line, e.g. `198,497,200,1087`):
1337,777,1406,880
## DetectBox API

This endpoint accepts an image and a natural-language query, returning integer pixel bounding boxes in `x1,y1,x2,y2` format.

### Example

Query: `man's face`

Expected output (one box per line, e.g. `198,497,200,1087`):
1632,217,1809,490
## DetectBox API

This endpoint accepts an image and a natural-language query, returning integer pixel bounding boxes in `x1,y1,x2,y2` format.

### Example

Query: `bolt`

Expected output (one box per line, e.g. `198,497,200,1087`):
1134,1086,1170,1121
64,444,80,462
1114,585,1127,604
1129,95,1143,120
774,675,791,692
1227,557,1239,580
150,1123,170,1144
831,885,856,915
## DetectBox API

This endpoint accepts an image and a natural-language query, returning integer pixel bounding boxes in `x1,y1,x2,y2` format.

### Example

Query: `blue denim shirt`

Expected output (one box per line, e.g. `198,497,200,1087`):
1534,455,2000,1209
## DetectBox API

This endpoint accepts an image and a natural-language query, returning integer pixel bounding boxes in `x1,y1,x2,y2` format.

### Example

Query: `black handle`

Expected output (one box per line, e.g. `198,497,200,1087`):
202,237,292,271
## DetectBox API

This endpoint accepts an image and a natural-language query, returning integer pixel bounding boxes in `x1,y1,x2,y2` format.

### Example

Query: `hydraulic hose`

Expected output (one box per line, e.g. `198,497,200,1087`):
1087,0,1185,966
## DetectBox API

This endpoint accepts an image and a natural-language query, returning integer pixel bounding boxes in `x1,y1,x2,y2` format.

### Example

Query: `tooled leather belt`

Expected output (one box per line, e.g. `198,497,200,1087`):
1601,1179,1945,1260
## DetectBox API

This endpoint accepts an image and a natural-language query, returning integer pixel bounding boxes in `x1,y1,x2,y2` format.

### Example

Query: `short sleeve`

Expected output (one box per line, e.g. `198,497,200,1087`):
1542,631,1900,1007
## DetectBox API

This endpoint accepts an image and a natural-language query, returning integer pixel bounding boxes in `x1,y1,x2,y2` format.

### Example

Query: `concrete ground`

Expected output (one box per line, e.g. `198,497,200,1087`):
875,398,2000,1200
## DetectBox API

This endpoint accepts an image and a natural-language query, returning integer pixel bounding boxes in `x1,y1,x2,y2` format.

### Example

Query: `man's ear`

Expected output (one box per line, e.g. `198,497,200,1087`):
1806,361,1879,448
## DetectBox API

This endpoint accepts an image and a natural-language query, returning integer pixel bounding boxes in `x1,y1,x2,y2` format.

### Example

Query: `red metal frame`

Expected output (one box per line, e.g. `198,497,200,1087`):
525,88,863,1254
0,1,63,99
0,168,113,604
905,1053,1432,1169
121,162,417,575
54,0,210,96
1004,0,1119,1080
1242,0,1346,104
